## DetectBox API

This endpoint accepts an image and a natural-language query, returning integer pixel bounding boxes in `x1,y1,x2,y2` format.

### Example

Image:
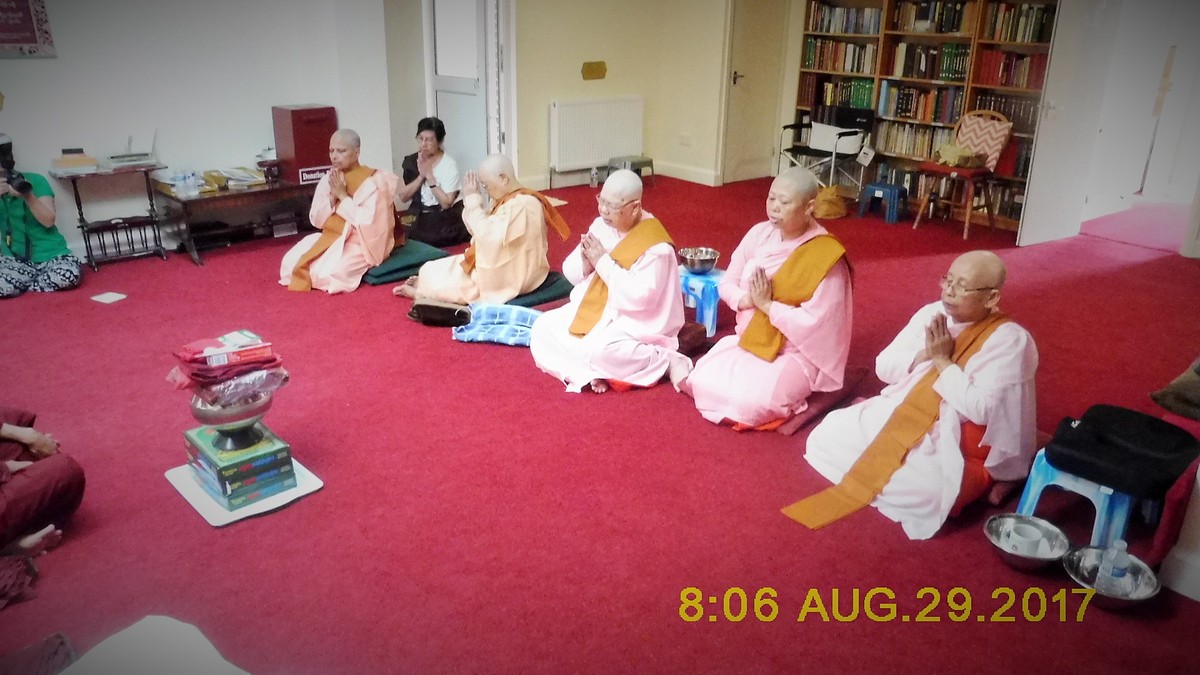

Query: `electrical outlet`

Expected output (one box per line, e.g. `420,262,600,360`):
679,133,692,147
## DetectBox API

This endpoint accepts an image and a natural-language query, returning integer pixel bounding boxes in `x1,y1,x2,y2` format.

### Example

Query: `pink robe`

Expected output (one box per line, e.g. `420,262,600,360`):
530,213,686,392
805,301,1039,539
414,192,550,304
278,169,399,294
683,222,853,426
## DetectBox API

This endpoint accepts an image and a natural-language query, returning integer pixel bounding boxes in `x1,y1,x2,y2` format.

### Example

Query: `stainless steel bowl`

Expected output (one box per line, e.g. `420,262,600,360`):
190,391,273,432
679,247,720,274
984,513,1071,572
1063,546,1161,610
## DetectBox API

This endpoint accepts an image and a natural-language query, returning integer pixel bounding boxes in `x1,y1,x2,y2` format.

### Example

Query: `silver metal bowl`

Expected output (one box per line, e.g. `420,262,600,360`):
190,391,273,432
984,513,1071,572
1063,546,1161,610
679,247,720,274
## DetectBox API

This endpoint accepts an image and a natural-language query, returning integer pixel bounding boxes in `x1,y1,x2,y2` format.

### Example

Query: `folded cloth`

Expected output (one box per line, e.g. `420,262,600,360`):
0,556,36,611
453,303,544,347
0,632,75,675
167,355,285,389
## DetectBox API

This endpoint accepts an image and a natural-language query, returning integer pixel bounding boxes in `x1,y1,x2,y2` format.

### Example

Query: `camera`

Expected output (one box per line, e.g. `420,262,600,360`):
0,134,33,196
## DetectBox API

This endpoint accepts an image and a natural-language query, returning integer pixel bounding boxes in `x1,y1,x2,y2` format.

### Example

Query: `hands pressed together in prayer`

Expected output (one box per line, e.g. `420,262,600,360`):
579,232,608,275
328,169,349,205
739,267,774,313
911,313,955,372
462,171,480,198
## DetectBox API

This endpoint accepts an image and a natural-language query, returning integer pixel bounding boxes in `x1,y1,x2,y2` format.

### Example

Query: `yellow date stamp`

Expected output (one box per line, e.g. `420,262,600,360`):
679,586,1096,623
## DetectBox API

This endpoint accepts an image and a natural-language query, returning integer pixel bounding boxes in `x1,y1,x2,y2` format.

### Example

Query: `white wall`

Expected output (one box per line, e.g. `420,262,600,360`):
512,0,729,189
1141,0,1200,205
384,0,429,172
0,0,392,255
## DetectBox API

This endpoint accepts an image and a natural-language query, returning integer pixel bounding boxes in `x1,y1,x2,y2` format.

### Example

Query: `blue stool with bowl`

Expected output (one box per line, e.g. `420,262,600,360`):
1016,404,1199,547
678,247,723,338
856,181,908,224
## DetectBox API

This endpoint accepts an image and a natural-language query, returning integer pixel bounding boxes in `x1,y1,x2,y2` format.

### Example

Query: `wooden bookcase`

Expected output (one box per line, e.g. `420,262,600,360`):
792,0,1058,230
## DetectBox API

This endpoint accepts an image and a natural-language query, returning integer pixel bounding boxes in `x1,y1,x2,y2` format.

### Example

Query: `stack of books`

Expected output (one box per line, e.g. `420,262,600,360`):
184,424,296,511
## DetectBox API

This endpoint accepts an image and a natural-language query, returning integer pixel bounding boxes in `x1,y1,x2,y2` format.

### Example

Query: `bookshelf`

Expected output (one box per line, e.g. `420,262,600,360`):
792,0,1058,230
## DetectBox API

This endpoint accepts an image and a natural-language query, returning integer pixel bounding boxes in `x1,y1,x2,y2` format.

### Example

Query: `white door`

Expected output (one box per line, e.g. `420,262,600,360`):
720,0,788,184
428,0,504,176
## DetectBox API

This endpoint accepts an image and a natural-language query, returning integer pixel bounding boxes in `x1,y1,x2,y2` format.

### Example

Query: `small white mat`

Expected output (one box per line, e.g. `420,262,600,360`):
165,458,323,527
546,196,568,207
91,292,127,304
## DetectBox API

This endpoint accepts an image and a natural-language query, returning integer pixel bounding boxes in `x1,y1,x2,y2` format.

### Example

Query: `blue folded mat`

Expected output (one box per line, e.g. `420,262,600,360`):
363,240,450,285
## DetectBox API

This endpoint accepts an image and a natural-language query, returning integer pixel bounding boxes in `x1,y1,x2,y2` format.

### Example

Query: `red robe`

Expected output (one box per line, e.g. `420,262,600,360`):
0,407,86,547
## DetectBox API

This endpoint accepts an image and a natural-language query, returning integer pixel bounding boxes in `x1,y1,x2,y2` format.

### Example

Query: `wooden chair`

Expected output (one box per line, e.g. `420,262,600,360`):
912,110,1013,239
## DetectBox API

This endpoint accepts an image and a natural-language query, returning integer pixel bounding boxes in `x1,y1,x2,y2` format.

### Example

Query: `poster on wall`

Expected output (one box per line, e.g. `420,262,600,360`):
0,0,55,58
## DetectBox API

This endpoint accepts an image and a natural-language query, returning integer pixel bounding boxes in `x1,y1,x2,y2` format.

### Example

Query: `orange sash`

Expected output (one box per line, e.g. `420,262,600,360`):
568,218,674,337
289,165,374,291
461,188,571,274
781,312,1010,529
738,234,846,362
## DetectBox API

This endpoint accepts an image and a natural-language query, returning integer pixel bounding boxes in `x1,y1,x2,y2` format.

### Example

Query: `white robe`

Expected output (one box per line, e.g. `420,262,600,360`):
529,213,685,393
804,301,1039,539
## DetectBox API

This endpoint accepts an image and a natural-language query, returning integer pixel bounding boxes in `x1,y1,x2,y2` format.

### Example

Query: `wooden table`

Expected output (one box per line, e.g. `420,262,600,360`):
154,180,317,265
50,165,169,271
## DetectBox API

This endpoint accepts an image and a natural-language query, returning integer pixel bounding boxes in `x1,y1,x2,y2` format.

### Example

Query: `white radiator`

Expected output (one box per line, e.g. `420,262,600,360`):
549,96,644,172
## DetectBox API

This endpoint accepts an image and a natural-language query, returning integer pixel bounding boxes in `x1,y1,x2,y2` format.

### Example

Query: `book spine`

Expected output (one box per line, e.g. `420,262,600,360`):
185,443,293,483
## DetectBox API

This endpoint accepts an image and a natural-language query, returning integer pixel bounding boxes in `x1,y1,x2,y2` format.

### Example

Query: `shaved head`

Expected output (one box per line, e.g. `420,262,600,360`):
774,166,820,203
602,169,643,202
479,153,516,181
954,250,1006,290
940,250,1006,323
332,128,361,149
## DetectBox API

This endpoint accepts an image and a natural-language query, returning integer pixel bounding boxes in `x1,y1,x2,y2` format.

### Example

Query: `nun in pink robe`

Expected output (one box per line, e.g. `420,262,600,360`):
530,171,686,393
278,132,399,295
679,168,852,428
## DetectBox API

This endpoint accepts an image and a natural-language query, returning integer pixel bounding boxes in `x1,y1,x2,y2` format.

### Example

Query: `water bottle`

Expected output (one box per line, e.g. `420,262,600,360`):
589,167,599,188
1094,540,1134,597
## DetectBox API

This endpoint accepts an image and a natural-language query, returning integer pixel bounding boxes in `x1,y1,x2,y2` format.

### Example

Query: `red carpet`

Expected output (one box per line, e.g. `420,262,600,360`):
1080,201,1191,253
1,177,1198,673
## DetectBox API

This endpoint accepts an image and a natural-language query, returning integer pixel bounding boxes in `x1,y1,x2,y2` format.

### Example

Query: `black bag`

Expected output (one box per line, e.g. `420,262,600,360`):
407,300,471,327
1044,404,1199,498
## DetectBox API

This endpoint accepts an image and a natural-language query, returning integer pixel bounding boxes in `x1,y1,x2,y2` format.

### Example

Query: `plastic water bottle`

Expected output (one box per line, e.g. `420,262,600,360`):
1094,539,1134,597
589,167,599,188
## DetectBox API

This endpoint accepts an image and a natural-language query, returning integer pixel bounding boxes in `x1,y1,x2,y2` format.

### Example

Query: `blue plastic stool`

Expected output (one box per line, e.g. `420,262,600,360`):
678,266,725,337
1016,448,1136,547
856,182,909,224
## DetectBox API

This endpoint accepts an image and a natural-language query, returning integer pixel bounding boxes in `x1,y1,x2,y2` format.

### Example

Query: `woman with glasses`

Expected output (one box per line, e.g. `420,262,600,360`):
798,250,1038,540
677,166,853,430
397,117,469,247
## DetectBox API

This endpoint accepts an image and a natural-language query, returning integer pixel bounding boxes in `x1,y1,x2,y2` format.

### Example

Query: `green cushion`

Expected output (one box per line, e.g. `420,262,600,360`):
508,271,573,308
362,240,450,285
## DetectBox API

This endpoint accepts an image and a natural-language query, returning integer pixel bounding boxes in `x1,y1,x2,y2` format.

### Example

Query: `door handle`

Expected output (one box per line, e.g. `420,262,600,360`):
732,71,746,85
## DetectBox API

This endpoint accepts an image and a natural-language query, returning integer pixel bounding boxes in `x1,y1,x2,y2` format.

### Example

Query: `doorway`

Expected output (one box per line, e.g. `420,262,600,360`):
719,0,788,184
425,0,510,176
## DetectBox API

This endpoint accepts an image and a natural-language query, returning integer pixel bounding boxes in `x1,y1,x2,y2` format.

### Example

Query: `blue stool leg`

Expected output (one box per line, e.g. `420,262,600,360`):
1091,489,1135,547
1016,450,1052,516
698,280,719,338
884,193,901,224
857,188,871,218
